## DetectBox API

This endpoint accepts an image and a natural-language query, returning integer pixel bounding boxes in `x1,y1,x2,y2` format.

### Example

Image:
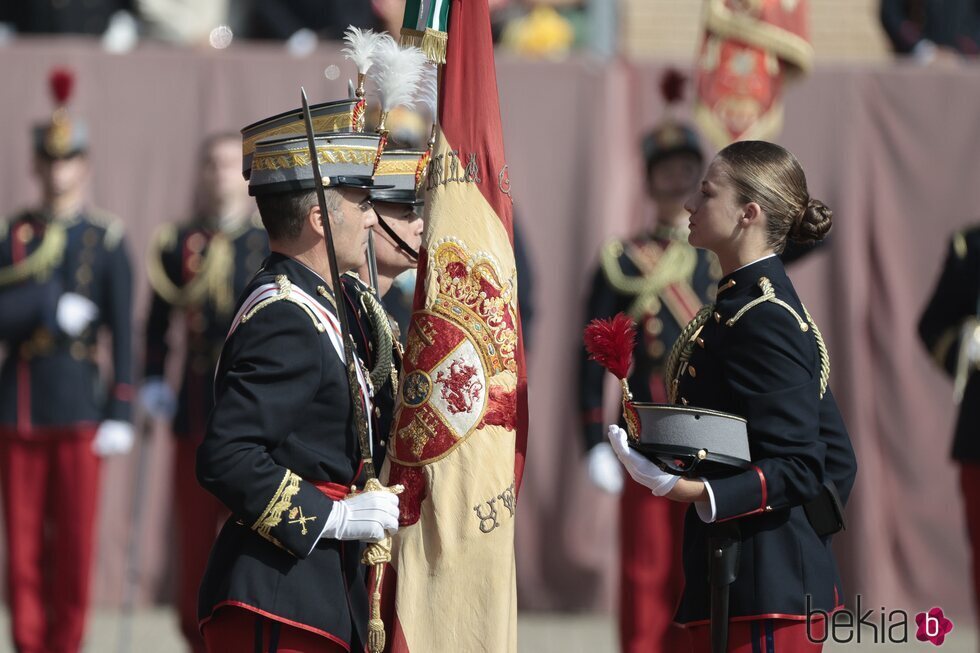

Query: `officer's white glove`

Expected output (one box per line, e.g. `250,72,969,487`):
587,443,624,495
607,424,679,497
320,490,400,543
139,377,177,420
57,293,99,337
92,420,135,457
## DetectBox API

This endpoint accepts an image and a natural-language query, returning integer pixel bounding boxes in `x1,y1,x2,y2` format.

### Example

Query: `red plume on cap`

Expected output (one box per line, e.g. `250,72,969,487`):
660,68,686,105
49,68,75,106
584,313,636,380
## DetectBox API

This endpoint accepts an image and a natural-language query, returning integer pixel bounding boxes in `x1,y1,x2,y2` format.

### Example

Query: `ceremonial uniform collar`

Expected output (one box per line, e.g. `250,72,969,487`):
716,254,781,297
262,252,339,311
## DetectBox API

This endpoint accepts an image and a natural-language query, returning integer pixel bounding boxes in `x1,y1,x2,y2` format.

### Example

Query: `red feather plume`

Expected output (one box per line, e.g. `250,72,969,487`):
49,68,75,106
583,313,636,380
660,68,686,105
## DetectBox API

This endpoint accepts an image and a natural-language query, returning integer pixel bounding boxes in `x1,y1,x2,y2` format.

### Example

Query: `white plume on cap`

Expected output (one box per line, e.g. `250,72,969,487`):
370,37,428,114
341,26,385,75
415,62,438,124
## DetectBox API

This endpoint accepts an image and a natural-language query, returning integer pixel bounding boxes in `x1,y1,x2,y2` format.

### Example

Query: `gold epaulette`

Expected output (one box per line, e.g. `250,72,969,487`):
239,274,327,334
723,277,830,398
725,277,809,331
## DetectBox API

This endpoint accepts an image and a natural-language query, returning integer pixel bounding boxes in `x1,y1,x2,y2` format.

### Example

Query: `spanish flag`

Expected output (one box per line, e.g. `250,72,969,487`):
380,0,528,650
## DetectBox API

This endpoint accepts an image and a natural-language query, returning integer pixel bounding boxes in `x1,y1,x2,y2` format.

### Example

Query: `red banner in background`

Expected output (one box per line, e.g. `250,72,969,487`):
695,0,813,148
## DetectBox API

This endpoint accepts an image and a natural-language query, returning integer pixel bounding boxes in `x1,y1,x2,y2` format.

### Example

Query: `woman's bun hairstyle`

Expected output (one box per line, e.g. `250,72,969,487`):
790,198,833,244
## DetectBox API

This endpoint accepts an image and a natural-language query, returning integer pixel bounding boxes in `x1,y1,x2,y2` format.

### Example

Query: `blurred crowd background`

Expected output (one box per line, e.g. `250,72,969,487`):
1,0,980,651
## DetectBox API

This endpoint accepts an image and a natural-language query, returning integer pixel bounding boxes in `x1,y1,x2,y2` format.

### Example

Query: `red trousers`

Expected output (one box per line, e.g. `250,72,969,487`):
0,429,100,653
203,606,348,653
174,435,229,653
619,476,688,653
961,463,980,628
687,618,824,653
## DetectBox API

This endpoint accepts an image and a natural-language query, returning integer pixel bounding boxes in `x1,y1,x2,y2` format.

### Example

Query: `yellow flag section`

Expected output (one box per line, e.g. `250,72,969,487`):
380,128,520,653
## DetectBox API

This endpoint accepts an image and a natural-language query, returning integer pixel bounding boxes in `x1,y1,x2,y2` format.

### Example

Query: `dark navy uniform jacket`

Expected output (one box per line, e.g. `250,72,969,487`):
196,253,371,648
579,231,718,451
918,226,980,462
673,255,857,625
143,218,268,437
0,209,132,431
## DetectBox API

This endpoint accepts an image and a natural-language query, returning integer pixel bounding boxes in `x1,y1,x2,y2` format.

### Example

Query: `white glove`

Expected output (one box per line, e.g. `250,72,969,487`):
57,293,99,337
92,420,135,457
286,28,317,57
139,377,177,420
607,424,679,497
587,443,624,495
320,490,400,543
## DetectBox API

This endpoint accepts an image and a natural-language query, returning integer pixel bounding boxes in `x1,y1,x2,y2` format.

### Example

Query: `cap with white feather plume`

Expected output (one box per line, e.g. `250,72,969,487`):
370,38,427,134
368,37,427,173
342,26,386,132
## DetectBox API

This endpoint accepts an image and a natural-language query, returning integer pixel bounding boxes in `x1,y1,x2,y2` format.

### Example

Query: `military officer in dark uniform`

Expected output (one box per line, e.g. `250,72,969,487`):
0,69,134,653
342,148,426,466
609,140,857,651
579,120,716,652
140,132,268,653
196,122,400,652
918,224,980,631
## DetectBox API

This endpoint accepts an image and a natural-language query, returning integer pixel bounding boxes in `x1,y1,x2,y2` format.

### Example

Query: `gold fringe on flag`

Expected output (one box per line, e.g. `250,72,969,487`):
421,28,448,64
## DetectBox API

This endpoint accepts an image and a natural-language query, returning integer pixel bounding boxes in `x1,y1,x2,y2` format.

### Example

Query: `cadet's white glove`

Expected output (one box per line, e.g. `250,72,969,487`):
587,443,624,495
92,420,135,457
321,490,400,543
57,293,99,337
607,424,679,497
139,377,177,420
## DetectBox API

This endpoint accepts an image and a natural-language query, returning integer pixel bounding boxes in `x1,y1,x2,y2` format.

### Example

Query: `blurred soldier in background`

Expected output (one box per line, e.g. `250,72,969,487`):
918,225,980,632
578,79,717,652
0,68,134,653
141,132,267,653
880,0,980,62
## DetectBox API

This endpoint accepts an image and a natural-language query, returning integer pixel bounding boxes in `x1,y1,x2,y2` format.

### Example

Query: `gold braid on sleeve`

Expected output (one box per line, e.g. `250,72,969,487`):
665,304,714,404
